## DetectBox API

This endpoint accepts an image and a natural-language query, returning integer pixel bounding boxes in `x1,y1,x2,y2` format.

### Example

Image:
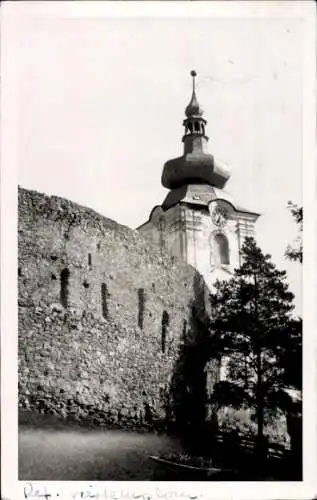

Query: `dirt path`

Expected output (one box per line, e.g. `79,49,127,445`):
19,426,183,480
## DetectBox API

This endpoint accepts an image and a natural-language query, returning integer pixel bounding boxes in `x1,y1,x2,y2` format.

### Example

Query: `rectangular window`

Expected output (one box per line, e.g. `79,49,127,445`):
138,288,145,329
161,311,169,353
101,283,109,319
60,268,70,308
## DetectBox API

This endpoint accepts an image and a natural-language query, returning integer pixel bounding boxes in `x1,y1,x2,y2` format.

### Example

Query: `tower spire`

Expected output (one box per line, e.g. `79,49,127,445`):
161,71,230,190
191,69,196,93
185,70,203,118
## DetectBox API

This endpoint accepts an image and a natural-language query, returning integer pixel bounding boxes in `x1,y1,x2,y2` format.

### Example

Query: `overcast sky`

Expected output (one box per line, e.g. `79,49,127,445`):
6,2,306,314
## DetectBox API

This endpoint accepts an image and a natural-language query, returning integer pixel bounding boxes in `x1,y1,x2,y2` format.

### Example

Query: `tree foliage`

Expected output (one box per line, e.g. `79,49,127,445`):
209,237,302,445
283,201,302,389
285,202,303,263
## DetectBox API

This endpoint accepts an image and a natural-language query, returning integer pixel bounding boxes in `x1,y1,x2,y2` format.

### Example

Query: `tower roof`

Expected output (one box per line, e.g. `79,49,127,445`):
161,183,260,218
161,71,230,190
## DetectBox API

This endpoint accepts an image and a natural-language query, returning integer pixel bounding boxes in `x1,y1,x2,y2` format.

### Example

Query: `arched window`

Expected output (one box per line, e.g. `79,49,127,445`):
194,121,200,133
60,268,70,308
214,233,230,265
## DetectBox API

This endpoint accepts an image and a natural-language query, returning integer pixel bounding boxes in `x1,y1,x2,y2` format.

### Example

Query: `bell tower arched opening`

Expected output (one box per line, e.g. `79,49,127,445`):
214,233,230,266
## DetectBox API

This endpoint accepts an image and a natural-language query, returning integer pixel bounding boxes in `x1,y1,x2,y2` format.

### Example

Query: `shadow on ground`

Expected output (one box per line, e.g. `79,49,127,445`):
19,414,185,481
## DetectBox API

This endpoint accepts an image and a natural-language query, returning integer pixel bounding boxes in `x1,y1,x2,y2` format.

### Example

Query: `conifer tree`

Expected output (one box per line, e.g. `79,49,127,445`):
209,237,301,455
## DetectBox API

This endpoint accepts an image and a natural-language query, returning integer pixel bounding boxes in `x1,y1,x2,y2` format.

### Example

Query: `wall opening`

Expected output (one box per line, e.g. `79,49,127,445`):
101,283,109,319
214,233,230,265
161,310,169,353
18,267,22,277
138,288,145,329
88,253,92,268
60,268,70,308
182,319,187,339
195,121,200,133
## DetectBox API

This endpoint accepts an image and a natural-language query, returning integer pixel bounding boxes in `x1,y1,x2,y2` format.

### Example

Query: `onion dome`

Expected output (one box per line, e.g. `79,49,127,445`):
161,70,231,190
185,70,204,117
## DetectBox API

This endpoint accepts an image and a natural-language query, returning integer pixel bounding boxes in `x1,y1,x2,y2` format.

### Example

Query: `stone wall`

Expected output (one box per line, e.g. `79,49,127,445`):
18,187,212,429
139,204,186,262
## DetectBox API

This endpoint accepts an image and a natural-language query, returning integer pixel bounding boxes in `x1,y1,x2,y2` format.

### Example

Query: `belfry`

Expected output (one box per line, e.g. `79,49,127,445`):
138,71,260,289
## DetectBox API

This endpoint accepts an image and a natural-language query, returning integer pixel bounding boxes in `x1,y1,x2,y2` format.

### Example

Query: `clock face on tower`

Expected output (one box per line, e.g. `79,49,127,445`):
210,206,228,228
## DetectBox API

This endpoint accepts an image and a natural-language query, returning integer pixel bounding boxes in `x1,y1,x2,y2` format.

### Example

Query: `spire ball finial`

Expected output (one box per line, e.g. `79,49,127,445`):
190,70,197,92
185,69,203,117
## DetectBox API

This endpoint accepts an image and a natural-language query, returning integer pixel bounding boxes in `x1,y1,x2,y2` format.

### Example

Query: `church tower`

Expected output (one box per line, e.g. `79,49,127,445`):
138,71,260,290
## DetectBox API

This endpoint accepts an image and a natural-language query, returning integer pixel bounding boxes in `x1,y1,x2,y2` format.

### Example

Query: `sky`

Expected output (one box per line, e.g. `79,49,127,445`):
6,2,305,314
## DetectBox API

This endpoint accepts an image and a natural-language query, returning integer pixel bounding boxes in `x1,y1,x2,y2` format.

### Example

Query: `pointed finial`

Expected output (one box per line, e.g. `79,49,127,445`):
190,70,197,92
185,70,203,117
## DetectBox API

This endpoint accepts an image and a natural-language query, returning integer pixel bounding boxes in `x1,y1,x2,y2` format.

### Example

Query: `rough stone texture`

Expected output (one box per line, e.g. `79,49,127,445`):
18,187,212,429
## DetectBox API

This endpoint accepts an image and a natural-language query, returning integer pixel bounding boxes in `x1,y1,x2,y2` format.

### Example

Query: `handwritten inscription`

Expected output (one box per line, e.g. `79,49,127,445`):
24,484,201,500
72,494,99,500
155,490,200,500
73,486,100,499
24,483,59,500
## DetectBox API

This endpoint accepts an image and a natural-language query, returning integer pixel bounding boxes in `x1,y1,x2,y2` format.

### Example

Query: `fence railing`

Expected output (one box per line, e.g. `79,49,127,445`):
215,430,289,460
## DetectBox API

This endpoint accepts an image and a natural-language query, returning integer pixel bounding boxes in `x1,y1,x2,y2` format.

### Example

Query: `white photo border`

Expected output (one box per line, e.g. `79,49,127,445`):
1,1,316,499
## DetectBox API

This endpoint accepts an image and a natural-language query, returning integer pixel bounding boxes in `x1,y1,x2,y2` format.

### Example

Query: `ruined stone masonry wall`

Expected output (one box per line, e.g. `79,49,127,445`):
18,187,209,429
138,205,186,262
